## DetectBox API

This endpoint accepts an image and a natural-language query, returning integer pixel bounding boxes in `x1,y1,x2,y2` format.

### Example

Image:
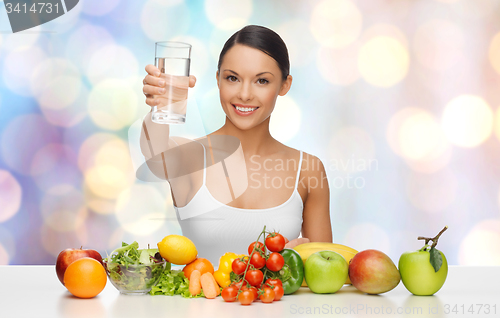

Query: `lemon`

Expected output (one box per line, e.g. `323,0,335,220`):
157,235,197,265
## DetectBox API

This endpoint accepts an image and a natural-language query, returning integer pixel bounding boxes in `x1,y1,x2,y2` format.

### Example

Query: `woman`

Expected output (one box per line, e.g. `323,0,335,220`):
141,25,332,265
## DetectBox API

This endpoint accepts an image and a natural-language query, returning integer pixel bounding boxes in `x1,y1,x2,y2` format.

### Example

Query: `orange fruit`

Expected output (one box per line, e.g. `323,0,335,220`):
64,257,107,299
183,258,214,280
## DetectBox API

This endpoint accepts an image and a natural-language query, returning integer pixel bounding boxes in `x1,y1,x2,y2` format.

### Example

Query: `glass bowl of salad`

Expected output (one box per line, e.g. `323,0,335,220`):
103,242,171,295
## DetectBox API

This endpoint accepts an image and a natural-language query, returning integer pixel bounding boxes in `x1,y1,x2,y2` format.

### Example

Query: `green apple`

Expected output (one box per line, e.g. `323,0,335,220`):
399,226,449,296
304,250,348,294
399,249,448,296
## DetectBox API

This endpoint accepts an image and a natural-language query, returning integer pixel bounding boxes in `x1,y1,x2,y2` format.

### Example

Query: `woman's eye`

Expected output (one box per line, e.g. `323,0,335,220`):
257,78,269,84
226,75,237,82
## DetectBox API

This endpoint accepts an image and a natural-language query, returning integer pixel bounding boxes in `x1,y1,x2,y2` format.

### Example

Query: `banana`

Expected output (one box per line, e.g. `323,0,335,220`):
293,242,358,286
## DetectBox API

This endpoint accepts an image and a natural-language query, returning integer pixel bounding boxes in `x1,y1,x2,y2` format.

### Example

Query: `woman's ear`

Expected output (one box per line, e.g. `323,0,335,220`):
216,70,220,88
278,75,293,96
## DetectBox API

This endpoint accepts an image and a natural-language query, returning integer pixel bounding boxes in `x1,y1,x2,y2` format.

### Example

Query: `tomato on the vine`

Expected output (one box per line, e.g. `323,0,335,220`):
259,286,275,303
232,280,248,290
266,252,285,271
221,286,238,302
232,258,247,275
248,286,259,301
265,232,286,252
272,284,284,301
238,290,255,305
248,241,266,255
265,278,282,287
245,269,264,287
249,252,266,269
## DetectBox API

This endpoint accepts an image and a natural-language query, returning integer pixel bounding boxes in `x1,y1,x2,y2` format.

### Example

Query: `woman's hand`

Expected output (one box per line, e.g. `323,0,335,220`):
284,237,310,249
143,64,197,107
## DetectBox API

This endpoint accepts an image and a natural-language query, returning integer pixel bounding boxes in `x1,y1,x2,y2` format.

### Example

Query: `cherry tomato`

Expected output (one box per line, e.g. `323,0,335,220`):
248,286,259,301
266,252,285,271
265,233,286,252
238,290,255,305
245,269,264,287
248,241,266,255
273,284,284,301
259,286,275,303
232,280,248,290
232,258,247,275
265,278,283,287
249,252,266,269
221,286,238,302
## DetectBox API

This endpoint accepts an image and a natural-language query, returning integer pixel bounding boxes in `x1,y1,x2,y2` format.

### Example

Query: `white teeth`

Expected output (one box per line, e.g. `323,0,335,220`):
235,106,257,112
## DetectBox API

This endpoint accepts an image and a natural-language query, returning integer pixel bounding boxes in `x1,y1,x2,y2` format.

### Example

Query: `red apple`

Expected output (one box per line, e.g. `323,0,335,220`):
348,249,400,294
56,247,103,285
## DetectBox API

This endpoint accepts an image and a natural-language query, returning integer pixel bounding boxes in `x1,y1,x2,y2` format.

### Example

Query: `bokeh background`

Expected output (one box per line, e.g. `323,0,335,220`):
1,0,500,265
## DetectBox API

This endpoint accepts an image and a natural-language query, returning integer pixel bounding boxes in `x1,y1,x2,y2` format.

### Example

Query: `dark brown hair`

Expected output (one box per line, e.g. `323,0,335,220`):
217,25,290,81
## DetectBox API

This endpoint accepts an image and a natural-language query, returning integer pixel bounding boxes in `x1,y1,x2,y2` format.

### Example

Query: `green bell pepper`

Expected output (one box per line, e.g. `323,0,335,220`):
277,248,304,294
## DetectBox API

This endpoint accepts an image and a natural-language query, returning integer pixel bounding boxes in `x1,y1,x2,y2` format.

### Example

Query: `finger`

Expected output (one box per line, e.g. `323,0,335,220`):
296,238,310,246
144,75,166,88
158,73,192,89
143,84,166,96
283,237,309,249
189,75,197,88
284,241,296,249
145,64,161,77
145,97,160,107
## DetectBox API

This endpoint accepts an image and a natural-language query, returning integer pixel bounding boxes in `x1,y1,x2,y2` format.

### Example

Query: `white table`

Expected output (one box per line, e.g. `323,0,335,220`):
1,265,498,318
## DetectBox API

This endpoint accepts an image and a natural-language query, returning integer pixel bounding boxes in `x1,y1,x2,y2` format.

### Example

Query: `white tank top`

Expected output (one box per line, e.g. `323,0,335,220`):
174,144,304,266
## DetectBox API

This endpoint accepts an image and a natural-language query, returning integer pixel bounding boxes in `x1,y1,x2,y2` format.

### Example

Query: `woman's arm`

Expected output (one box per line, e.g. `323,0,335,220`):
140,110,170,157
284,154,333,249
140,65,197,179
139,112,171,181
140,65,171,161
301,154,333,241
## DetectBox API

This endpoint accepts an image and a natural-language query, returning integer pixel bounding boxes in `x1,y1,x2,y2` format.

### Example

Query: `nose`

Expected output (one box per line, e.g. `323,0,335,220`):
237,81,252,101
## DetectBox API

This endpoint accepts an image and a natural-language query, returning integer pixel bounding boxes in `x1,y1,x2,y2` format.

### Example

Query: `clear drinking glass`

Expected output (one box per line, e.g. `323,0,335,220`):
152,41,191,124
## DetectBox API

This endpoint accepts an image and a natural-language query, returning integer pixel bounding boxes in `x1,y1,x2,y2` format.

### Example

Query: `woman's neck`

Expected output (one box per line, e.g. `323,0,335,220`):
213,117,277,156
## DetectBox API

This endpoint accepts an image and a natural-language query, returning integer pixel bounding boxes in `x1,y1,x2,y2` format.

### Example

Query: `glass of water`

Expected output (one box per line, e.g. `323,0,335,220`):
152,41,191,124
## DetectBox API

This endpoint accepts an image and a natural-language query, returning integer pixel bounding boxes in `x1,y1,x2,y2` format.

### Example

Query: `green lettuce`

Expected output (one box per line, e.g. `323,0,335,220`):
149,269,205,298
103,242,169,292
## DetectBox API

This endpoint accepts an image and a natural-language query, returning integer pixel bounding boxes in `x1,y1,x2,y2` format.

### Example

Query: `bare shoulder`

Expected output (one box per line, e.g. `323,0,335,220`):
274,143,327,181
271,141,325,172
295,151,326,176
272,141,299,158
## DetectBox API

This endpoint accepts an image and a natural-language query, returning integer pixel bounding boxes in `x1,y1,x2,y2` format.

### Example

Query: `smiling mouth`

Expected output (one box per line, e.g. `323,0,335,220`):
232,104,259,113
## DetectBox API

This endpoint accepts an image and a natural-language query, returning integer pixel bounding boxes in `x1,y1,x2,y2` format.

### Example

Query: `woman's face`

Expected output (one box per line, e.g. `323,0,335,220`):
216,44,292,131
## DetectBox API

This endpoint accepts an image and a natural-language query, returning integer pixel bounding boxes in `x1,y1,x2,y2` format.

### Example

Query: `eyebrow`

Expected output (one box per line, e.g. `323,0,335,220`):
223,69,274,77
